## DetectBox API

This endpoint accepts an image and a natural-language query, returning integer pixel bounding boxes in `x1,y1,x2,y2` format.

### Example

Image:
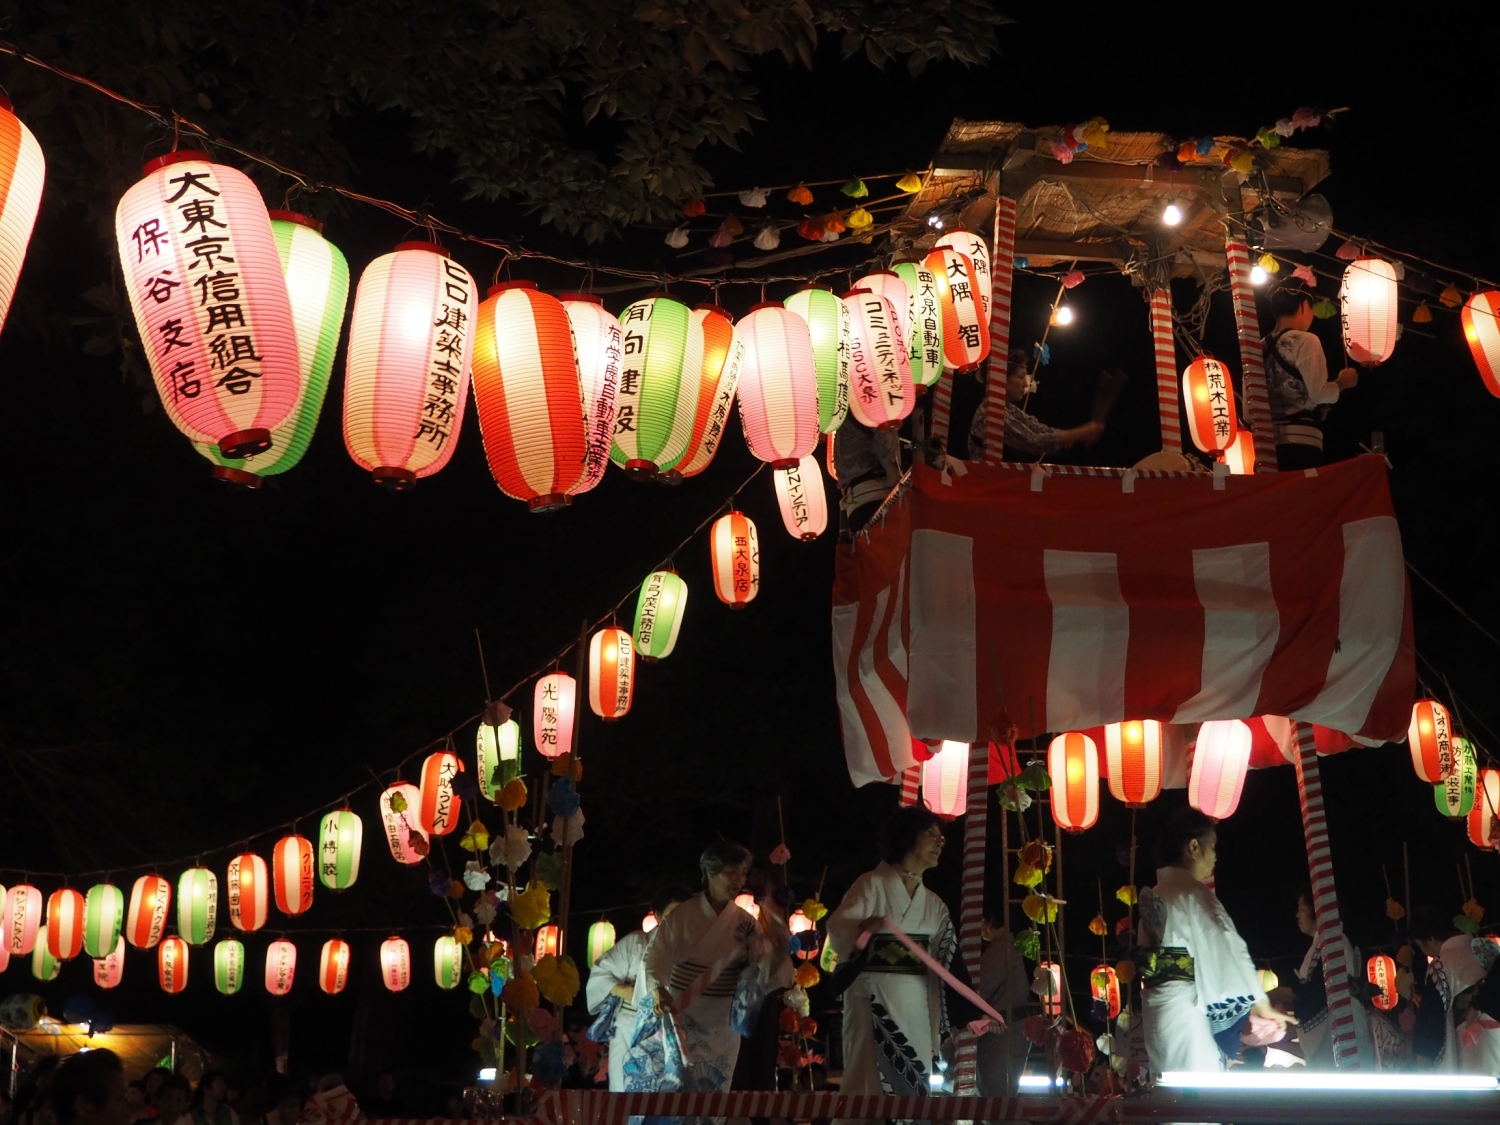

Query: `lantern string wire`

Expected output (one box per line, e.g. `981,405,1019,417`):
1405,562,1500,655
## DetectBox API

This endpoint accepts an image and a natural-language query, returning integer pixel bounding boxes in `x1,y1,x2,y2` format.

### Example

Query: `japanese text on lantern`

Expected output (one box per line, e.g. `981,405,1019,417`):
615,303,648,436
784,463,812,530
733,533,755,597
946,261,981,352
916,274,941,371
588,329,622,476
421,261,471,450
637,571,665,648
1206,361,1231,439
864,296,904,408
538,679,560,754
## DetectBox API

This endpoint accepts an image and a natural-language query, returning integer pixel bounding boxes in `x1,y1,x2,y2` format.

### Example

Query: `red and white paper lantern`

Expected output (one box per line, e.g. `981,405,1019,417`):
126,875,171,949
1222,430,1255,475
272,834,315,916
1461,290,1500,398
588,626,634,721
380,936,412,991
319,938,351,995
561,294,623,490
734,304,819,468
935,229,992,325
226,853,270,932
46,888,85,960
1048,732,1100,832
5,883,43,957
1339,258,1399,366
94,936,126,990
1190,719,1252,819
1469,769,1500,850
669,305,743,479
1367,953,1397,1011
1408,699,1454,783
419,750,464,834
533,673,577,759
0,96,46,337
379,782,429,864
1102,721,1163,807
158,935,190,994
856,272,912,357
844,288,914,429
773,454,827,541
265,939,297,996
1182,356,1239,453
710,511,760,607
925,248,988,372
921,740,969,819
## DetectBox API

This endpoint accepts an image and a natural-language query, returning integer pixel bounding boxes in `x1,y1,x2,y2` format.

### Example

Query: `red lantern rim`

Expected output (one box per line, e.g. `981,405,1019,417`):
394,240,451,257
624,459,659,477
694,304,735,322
558,292,603,305
526,493,569,513
218,428,272,460
371,466,418,490
143,150,213,174
487,280,538,296
0,94,12,113
841,287,873,299
267,210,324,233
211,465,264,490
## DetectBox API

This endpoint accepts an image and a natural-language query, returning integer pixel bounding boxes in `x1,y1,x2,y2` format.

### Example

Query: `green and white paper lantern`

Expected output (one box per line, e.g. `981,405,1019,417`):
433,934,464,990
588,919,616,965
177,866,218,946
477,717,522,800
318,809,363,890
609,296,702,476
214,938,246,995
1436,736,1478,819
31,924,60,981
783,287,850,433
633,570,688,661
892,260,943,388
83,882,125,959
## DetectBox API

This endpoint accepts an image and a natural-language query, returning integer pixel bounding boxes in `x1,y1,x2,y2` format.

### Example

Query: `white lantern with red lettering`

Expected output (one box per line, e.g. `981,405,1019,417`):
533,673,577,759
46,889,85,960
226,853,269,932
1048,732,1100,832
1462,291,1500,398
1102,721,1163,807
4,883,42,957
921,740,969,819
272,834,315,915
343,241,477,488
844,288,914,429
1222,430,1255,475
773,454,827,541
1367,953,1397,1011
265,939,297,995
1469,769,1500,850
891,261,943,388
94,936,126,989
126,875,171,949
925,248,988,372
1339,258,1399,365
380,936,411,991
734,304,819,468
560,294,623,490
320,938,351,995
379,782,429,864
710,511,760,607
0,96,45,338
935,229,992,324
1182,356,1238,453
1408,699,1454,783
1189,720,1252,819
669,306,743,478
158,935,190,994
588,626,634,721
419,751,464,834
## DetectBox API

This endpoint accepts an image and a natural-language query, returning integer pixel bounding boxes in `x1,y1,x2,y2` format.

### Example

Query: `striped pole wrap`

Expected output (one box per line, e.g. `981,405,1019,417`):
929,368,955,450
900,763,921,807
1292,721,1371,1069
984,197,1018,462
950,741,990,1094
1149,289,1181,453
1224,240,1275,468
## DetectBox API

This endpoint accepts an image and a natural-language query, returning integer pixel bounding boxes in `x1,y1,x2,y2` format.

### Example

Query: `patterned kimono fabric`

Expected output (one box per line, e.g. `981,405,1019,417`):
1138,866,1265,1075
826,862,957,1099
586,929,651,1091
1429,934,1500,1074
1293,932,1377,1068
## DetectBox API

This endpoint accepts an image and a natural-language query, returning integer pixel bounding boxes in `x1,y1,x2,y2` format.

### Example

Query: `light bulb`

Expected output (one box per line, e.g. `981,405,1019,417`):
1163,202,1183,226
1249,265,1268,285
1051,305,1074,326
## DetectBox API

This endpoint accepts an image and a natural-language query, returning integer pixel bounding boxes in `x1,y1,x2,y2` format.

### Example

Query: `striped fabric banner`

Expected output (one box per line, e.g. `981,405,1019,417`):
984,197,1018,462
1224,241,1275,468
1149,290,1181,453
950,741,990,1093
929,368,955,450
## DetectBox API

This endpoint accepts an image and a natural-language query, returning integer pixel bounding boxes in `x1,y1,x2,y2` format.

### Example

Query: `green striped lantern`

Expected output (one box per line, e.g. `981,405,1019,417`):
319,809,363,890
588,919,616,965
214,938,246,995
433,934,464,990
478,717,522,800
194,211,351,486
1436,736,1478,819
83,883,125,959
783,287,850,433
609,296,702,476
892,261,943,388
633,570,688,661
177,866,218,946
32,919,60,981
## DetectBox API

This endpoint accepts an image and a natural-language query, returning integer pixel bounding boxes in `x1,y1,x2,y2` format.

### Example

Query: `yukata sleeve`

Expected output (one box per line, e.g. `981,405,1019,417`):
1289,334,1338,405
1189,887,1266,1033
587,934,636,1013
826,872,878,962
1004,408,1065,460
636,913,680,1005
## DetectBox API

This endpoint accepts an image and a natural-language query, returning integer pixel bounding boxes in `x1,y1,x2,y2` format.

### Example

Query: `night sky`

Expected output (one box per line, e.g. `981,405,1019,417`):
2,8,1498,1097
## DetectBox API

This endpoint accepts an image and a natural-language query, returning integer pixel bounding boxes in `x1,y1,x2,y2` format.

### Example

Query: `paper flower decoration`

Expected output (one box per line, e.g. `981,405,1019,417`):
796,217,823,241
1463,898,1485,922
998,783,1032,812
1088,914,1107,936
1022,895,1059,924
1291,265,1317,287
1013,929,1040,960
682,199,706,217
1116,958,1136,984
1384,898,1406,922
738,188,767,208
794,962,821,988
463,863,491,891
1412,302,1433,323
526,1006,557,1039
497,778,528,812
551,810,585,847
846,206,873,230
532,953,580,1006
501,974,539,1014
511,883,551,930
453,924,474,946
753,223,780,251
460,823,490,853
841,177,868,198
1115,885,1138,905
1257,253,1280,273
896,172,923,193
1312,299,1337,319
474,894,498,927
778,1007,800,1033
784,985,810,1016
1062,269,1085,289
664,226,689,249
769,843,791,865
1013,863,1043,888
1022,841,1052,870
823,212,846,234
801,899,827,923
1440,284,1464,308
1335,240,1361,261
1059,1029,1095,1073
787,184,814,205
491,825,533,871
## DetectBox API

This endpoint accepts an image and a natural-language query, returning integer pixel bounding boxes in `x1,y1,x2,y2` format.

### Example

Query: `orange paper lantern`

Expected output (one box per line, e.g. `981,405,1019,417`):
226,853,269,932
126,875,171,949
1367,953,1397,1011
710,511,760,607
1461,290,1500,398
1407,700,1454,783
319,938,351,995
1049,732,1100,832
1182,356,1238,453
272,835,315,916
419,750,464,834
534,924,561,960
669,305,743,479
158,935,190,994
1090,964,1121,1020
46,889,85,960
1222,430,1255,475
0,95,46,338
1102,721,1162,808
588,626,634,720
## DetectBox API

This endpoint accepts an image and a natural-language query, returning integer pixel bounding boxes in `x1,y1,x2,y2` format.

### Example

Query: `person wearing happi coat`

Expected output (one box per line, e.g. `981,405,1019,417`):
1288,885,1378,1068
1412,909,1500,1074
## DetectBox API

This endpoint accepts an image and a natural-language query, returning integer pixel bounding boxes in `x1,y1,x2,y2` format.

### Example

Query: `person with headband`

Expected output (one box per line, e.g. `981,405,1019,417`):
1264,283,1358,470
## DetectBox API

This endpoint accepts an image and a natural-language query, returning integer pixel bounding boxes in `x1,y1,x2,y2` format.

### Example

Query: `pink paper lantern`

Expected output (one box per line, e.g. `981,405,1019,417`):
381,936,411,991
533,672,577,759
921,740,969,819
843,288,914,429
94,936,126,989
1339,258,1399,365
773,454,828,541
265,938,297,995
855,271,912,352
4,883,43,957
560,295,624,491
734,304,819,467
1190,720,1252,819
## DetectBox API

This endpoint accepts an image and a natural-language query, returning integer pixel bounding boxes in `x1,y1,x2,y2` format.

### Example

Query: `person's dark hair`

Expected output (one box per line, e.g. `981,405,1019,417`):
652,883,695,916
1269,284,1313,319
1296,884,1313,909
1407,904,1459,942
1153,806,1217,868
698,840,752,886
49,1049,123,1125
881,805,942,866
191,1073,224,1110
157,1077,190,1102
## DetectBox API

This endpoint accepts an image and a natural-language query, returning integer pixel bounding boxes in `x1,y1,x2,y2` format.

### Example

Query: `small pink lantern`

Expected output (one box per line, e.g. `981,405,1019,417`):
418,751,464,835
94,935,126,989
733,304,820,468
380,936,412,991
1190,720,1252,819
265,938,297,995
1339,258,1399,365
4,883,42,957
773,454,827,541
843,288,914,429
855,272,913,353
533,672,577,759
641,912,659,933
921,740,969,819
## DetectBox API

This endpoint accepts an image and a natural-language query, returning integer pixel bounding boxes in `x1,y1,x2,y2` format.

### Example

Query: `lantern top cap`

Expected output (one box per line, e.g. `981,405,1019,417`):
394,240,451,257
694,304,734,321
143,150,214,175
640,291,687,304
486,280,538,296
268,210,324,233
792,284,834,294
558,292,603,305
0,94,13,113
842,287,874,299
748,301,787,313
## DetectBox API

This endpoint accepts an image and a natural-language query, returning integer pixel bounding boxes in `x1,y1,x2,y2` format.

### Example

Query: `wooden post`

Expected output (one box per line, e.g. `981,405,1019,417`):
1225,240,1276,468
1149,289,1182,453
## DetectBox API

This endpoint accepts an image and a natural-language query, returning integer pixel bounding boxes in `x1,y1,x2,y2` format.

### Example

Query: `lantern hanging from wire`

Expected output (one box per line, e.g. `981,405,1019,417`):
195,211,350,485
1461,290,1500,398
433,934,464,990
921,740,969,819
1468,768,1500,850
588,626,634,720
935,229,992,325
343,241,477,488
1408,699,1454,783
782,287,849,433
1102,721,1163,807
668,305,743,479
534,924,561,960
733,893,760,920
856,272,912,353
587,920,616,965
94,936,126,989
1436,737,1477,820
272,834,315,916
609,295,702,477
1222,430,1255,475
159,935,190,994
924,247,988,372
31,921,59,982
1339,258,1399,365
46,889,85,960
1048,732,1100,832
4,883,42,957
710,511,760,607
534,672,577,759
1090,964,1121,1020
735,304,820,467
226,852,270,932
560,294,624,491
0,95,46,338
1367,953,1397,1011
1035,960,1062,1016
177,866,218,946
844,288,914,429
126,875,171,949
891,261,943,387
213,938,245,995
1190,720,1252,819
83,883,124,960
379,782,429,865
773,454,828,541
320,938,351,995
477,715,522,799
265,939,297,996
419,750,464,834
381,936,412,991
1182,357,1239,453
115,151,302,459
641,912,659,933
318,809,363,890
633,570,688,661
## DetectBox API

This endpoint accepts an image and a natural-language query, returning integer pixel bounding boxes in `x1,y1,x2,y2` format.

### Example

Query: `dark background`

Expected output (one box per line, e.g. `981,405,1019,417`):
2,6,1498,1097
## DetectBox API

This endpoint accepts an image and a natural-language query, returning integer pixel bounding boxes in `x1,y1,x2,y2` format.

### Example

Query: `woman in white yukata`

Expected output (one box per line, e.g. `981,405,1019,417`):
826,805,958,1099
1138,808,1293,1076
1412,911,1500,1074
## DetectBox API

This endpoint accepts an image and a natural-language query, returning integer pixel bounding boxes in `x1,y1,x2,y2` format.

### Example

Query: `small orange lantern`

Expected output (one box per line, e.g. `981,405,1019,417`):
1407,700,1453,783
1049,732,1100,832
1182,356,1238,453
1367,953,1397,1011
1091,964,1121,1020
710,511,760,607
534,924,561,960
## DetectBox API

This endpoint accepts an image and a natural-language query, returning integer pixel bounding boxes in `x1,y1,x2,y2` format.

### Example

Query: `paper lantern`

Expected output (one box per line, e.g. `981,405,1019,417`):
641,911,659,933
46,889,85,960
857,272,913,353
94,936,126,989
126,875,171,949
1258,968,1279,993
195,211,350,484
844,288,914,429
669,305,744,478
4,884,42,957
587,920,616,965
633,570,688,661
609,295,702,476
588,626,634,720
83,883,125,960
115,151,301,458
0,892,8,975
159,935,190,993
32,921,60,982
318,809,363,890
1461,290,1500,398
773,454,828,541
788,910,813,935
1367,953,1397,1011
891,261,943,388
1182,357,1239,453
1436,737,1478,819
534,673,578,759
924,248,989,372
0,96,46,337
380,936,412,991
434,934,464,990
733,893,760,920
213,938,244,995
1407,699,1453,783
782,287,850,433
1102,721,1163,807
319,938,351,995
921,740,969,819
226,853,269,932
176,867,218,946
1048,732,1100,832
710,511,760,607
472,282,588,510
1339,258,1399,365
1189,720,1252,819
735,304,820,467
534,924,561,960
1090,964,1121,1020
265,939,297,995
379,782,429,864
419,751,464,834
272,835,315,916
343,241,477,487
935,229,992,325
1035,960,1062,1016
477,718,522,799
1222,430,1255,475
560,295,624,491
1468,769,1500,850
